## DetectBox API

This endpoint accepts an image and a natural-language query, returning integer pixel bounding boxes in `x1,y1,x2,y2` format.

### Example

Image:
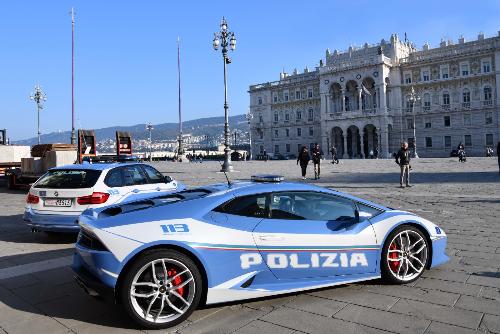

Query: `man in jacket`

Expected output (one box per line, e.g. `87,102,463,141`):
311,143,323,179
297,146,310,180
395,141,411,188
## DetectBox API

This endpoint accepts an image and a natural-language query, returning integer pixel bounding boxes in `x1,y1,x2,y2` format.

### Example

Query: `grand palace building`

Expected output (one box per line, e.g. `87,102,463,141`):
248,32,500,158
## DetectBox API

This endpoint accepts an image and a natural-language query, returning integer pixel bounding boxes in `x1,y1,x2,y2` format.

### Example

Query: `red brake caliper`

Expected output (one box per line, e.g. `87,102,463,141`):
168,269,184,296
389,243,399,271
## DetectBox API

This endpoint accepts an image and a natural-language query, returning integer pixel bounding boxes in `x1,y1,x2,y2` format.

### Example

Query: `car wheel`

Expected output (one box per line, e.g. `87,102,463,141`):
381,225,429,284
120,250,202,329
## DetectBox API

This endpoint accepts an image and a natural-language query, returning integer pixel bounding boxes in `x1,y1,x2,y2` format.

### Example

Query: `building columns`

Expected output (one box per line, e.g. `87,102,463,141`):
376,83,387,113
341,89,346,112
360,131,365,158
342,129,348,158
357,88,362,111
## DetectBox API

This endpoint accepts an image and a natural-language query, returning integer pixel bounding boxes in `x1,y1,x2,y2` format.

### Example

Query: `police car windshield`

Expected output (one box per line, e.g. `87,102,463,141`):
35,169,102,189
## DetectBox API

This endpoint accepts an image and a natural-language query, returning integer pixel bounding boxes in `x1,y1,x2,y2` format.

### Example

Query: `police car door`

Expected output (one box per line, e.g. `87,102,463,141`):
252,191,378,280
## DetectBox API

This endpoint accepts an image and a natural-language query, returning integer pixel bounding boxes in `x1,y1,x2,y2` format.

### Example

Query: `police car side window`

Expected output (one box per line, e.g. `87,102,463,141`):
271,192,356,221
142,165,165,183
104,168,124,187
123,165,148,186
214,194,269,218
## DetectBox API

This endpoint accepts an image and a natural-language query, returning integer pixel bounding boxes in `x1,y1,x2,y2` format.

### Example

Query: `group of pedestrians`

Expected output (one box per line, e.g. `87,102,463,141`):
297,143,323,180
292,139,500,183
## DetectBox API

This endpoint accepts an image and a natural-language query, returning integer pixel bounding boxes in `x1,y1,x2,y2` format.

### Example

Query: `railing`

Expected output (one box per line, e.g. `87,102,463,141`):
329,108,381,119
398,99,496,114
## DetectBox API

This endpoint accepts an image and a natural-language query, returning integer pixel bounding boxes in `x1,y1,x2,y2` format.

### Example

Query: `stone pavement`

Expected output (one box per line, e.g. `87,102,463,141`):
0,157,498,334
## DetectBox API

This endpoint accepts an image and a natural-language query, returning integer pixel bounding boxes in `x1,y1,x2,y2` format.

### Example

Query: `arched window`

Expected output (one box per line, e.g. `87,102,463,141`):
423,93,431,111
462,88,471,108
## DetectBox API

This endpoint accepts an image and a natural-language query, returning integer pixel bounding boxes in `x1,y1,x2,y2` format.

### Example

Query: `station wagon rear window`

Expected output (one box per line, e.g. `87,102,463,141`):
34,170,102,189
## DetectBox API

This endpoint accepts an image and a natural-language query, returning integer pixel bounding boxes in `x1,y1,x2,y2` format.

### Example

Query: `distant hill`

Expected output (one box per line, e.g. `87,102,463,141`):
14,114,249,145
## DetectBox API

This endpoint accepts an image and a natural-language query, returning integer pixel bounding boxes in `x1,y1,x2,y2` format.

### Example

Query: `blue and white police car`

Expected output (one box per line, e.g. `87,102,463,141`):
24,163,183,233
72,175,448,329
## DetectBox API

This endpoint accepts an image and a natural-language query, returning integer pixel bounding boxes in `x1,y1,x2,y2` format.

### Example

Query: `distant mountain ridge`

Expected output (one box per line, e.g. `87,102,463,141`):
14,114,248,145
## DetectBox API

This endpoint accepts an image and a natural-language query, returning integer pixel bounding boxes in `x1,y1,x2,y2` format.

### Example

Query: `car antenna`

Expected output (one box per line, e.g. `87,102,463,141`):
219,161,232,187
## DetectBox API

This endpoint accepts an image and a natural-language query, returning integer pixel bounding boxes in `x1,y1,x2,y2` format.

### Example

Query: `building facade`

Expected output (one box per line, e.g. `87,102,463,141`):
249,32,500,158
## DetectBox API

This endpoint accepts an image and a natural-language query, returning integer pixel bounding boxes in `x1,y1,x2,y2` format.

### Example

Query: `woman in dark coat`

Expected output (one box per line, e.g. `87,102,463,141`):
297,146,310,180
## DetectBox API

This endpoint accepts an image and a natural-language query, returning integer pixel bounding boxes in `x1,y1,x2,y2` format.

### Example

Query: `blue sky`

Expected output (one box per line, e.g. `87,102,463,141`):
1,1,499,141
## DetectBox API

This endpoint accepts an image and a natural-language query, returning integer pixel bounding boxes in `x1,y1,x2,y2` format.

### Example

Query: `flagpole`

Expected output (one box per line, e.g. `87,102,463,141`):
177,37,183,158
70,7,76,145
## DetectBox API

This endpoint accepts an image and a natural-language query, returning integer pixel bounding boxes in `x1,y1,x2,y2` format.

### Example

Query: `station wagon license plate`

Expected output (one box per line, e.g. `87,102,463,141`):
44,198,72,207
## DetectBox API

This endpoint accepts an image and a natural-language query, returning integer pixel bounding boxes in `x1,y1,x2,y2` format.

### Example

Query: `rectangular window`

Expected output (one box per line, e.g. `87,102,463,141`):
486,134,493,146
444,136,451,148
425,117,431,128
461,63,469,76
464,114,471,126
258,97,262,105
464,135,472,147
297,144,302,153
274,129,279,138
308,89,313,98
285,128,290,137
482,61,491,73
404,73,412,84
308,109,314,121
273,94,278,103
440,66,449,79
295,91,300,100
485,112,493,125
259,114,263,122
274,113,278,122
309,127,313,136
422,70,430,82
284,93,289,101
274,145,279,153
285,113,290,121
259,145,264,153
286,143,290,152
444,116,451,127
406,118,414,130
425,137,432,148
297,128,302,137
296,111,302,120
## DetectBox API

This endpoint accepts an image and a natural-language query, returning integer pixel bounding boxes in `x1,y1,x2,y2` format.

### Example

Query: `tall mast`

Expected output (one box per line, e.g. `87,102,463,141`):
70,7,76,145
177,37,183,155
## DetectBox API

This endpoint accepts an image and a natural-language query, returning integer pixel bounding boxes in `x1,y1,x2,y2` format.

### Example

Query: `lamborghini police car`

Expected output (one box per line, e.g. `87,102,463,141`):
24,163,183,232
72,175,448,329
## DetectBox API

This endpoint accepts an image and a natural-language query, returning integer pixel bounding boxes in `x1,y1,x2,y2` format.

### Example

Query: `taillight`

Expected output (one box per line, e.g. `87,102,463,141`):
26,193,40,204
77,192,110,205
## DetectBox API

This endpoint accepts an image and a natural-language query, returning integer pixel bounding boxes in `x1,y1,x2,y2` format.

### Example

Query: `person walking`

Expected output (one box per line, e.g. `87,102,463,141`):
395,141,412,188
263,149,268,162
497,141,500,174
297,146,310,180
331,145,339,164
312,143,323,179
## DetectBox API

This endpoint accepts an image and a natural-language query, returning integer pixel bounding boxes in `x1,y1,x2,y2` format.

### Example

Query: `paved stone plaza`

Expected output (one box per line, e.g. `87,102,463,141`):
0,157,499,334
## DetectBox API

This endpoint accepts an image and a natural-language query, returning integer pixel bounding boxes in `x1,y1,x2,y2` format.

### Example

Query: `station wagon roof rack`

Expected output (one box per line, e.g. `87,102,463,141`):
251,175,284,183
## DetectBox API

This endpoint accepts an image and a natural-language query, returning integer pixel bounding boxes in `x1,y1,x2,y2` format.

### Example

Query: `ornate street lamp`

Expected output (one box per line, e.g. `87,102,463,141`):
408,86,420,158
29,85,47,145
245,111,253,160
213,17,237,172
146,122,153,162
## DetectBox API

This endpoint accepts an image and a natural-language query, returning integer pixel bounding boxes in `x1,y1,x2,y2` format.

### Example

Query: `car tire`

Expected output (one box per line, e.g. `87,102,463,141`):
120,249,202,329
381,225,429,284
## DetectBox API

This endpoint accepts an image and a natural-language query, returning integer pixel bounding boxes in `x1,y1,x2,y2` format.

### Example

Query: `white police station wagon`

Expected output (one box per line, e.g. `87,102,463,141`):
24,163,183,232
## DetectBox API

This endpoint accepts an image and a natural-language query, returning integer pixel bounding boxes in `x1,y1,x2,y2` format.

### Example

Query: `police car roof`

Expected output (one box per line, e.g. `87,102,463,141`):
50,162,141,171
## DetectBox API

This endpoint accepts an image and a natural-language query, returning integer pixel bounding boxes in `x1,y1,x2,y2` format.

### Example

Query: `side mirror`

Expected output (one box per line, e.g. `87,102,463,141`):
164,175,173,183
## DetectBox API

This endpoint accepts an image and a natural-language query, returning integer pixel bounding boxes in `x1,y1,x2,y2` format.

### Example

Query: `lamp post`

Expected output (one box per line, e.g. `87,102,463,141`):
29,85,47,145
245,111,253,160
213,17,236,172
408,86,420,158
146,122,153,162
